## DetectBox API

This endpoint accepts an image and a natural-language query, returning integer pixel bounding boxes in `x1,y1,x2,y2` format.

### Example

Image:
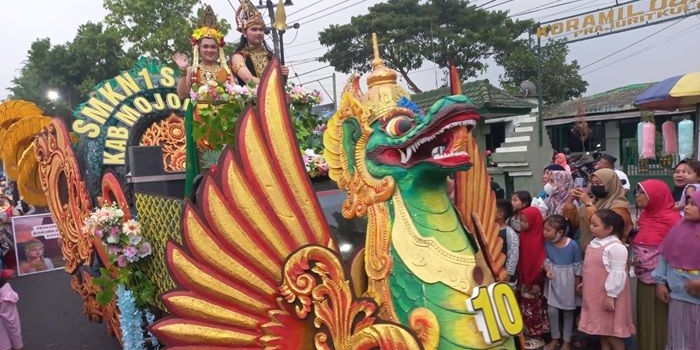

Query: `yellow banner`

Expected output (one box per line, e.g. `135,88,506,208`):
536,0,700,42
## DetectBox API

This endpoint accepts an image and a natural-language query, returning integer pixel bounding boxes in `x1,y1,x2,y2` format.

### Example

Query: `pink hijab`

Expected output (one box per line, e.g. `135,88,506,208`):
554,153,571,173
659,190,700,270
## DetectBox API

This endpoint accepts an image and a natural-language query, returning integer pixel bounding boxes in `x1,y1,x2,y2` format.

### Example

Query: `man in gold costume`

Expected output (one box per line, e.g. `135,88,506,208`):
230,0,288,85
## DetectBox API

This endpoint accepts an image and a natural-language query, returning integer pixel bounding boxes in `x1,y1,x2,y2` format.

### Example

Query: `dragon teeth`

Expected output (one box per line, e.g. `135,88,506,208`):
433,151,469,160
399,147,413,164
431,146,446,157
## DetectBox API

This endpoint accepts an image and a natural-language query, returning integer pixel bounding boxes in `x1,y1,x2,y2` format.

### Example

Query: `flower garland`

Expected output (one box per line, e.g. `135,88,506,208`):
82,202,156,308
116,285,147,350
190,26,225,46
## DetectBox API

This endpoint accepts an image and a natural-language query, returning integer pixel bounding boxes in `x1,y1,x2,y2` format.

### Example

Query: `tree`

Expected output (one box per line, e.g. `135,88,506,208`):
318,0,531,93
8,23,135,122
496,39,588,104
103,0,231,61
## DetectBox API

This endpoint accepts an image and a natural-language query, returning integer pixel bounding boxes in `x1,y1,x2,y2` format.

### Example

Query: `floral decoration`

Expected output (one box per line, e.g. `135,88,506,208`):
192,81,326,178
83,202,156,309
302,149,329,178
190,26,225,46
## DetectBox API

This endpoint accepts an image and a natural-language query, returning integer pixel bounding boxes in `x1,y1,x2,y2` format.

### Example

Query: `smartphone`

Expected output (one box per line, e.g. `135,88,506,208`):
574,178,584,188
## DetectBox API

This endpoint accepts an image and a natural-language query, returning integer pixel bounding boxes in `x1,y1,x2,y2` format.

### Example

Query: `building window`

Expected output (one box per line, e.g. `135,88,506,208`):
548,121,605,153
485,122,506,153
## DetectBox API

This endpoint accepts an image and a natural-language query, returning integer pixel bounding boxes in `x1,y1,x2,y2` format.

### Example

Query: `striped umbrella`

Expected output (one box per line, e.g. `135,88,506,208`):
635,72,700,110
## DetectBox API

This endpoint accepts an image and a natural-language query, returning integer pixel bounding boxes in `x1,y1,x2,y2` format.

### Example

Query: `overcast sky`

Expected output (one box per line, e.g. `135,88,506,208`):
1,0,699,104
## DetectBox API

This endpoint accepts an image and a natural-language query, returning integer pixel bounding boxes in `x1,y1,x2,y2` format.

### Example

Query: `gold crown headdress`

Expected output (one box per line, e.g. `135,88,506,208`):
362,33,410,123
236,0,266,32
190,5,231,77
191,5,225,46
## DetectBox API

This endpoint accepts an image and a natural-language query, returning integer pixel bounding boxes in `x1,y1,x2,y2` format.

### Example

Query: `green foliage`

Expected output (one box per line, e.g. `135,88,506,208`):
103,0,231,61
318,0,531,93
93,265,157,309
496,39,588,105
8,22,135,122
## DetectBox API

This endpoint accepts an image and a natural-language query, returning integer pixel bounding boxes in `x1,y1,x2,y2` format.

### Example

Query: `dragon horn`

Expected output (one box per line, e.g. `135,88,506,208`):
449,60,461,95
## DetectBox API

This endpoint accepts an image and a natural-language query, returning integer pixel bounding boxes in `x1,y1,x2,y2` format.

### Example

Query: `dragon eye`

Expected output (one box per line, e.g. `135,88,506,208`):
384,115,414,137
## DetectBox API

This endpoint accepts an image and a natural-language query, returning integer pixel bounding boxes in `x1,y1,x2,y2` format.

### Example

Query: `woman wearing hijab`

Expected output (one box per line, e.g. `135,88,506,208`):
632,180,681,350
653,190,700,349
563,168,632,250
554,153,571,174
517,206,550,349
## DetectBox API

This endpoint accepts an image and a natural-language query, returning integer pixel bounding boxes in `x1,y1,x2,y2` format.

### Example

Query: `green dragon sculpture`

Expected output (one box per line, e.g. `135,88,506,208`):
150,34,518,350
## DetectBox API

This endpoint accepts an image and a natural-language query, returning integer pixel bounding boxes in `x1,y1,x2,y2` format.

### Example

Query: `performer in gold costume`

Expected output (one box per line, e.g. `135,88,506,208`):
173,5,233,100
230,0,289,85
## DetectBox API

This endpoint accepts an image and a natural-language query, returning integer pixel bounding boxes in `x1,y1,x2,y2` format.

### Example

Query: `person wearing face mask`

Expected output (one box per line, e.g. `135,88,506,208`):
563,168,632,251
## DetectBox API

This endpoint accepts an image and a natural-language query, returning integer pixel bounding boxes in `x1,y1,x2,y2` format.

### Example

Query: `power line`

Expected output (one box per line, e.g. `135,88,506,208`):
295,65,332,78
510,0,586,17
476,0,499,8
287,0,324,18
300,0,371,26
288,0,347,23
579,17,686,70
581,17,700,75
483,0,516,10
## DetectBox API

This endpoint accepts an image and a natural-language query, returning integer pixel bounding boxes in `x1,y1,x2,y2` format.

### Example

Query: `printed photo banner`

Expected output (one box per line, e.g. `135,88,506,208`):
12,213,65,276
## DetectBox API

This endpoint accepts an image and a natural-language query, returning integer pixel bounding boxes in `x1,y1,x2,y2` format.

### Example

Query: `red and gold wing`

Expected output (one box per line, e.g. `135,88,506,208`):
454,135,507,281
151,59,336,348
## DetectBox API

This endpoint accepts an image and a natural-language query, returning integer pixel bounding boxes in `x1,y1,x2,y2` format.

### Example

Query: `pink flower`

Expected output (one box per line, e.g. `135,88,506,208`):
94,229,103,239
123,246,138,262
107,245,122,256
122,219,140,236
137,243,152,258
117,255,128,267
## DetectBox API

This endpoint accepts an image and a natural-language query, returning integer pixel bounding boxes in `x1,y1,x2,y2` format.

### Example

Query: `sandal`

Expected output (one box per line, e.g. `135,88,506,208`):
543,339,560,350
524,338,545,349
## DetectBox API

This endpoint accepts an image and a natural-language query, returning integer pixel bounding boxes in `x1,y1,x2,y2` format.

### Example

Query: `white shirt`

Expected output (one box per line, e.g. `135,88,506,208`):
588,235,628,297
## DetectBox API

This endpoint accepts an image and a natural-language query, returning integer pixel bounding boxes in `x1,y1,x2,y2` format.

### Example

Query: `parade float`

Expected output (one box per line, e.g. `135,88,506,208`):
0,27,523,348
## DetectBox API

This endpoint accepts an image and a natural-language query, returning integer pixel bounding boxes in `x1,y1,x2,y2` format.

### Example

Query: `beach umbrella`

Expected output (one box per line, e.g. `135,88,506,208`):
635,72,700,110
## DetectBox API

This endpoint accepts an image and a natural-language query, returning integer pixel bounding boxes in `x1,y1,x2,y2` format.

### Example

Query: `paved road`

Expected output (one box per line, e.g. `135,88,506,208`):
11,270,121,349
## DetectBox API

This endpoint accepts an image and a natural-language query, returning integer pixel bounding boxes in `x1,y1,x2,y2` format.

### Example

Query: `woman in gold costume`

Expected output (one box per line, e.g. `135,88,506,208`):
231,0,288,85
173,5,232,100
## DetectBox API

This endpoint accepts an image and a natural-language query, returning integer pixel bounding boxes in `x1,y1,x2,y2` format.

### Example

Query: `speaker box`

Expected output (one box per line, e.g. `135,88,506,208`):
127,146,185,198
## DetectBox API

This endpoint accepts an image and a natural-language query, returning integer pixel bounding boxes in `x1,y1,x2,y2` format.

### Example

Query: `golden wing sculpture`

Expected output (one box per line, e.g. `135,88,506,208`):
151,59,421,349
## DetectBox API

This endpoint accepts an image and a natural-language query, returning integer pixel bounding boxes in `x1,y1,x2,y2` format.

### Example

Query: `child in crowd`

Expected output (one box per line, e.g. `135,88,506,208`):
543,215,582,350
517,206,549,349
509,190,532,232
495,199,519,283
578,209,635,350
0,269,22,350
653,190,700,349
672,159,700,210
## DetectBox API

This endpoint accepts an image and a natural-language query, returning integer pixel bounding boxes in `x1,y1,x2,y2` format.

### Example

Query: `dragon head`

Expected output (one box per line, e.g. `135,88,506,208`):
365,95,479,180
324,34,481,217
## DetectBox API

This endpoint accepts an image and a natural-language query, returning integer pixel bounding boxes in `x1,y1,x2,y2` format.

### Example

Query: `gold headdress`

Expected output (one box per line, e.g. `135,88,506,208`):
236,0,266,32
190,5,231,76
362,33,410,123
191,5,225,46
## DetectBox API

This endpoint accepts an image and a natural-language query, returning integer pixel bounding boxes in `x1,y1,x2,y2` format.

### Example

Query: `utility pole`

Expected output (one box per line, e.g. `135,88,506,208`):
257,0,280,55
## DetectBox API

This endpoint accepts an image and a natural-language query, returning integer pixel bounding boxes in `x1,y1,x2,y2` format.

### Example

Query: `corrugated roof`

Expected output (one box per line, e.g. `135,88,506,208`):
542,83,656,120
411,80,534,118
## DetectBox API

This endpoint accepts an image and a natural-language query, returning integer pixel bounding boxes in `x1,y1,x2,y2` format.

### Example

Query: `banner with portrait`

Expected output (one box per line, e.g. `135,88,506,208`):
12,213,64,276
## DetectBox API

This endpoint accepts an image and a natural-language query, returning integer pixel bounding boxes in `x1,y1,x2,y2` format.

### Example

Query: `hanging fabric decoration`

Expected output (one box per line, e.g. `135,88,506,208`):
640,122,656,159
678,119,694,160
662,121,677,155
637,122,644,158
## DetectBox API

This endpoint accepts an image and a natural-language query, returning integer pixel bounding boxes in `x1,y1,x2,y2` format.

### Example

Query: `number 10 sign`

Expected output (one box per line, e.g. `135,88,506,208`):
465,282,524,344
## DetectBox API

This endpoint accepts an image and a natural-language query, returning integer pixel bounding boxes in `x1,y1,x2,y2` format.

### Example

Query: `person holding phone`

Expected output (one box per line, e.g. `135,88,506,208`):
563,169,632,250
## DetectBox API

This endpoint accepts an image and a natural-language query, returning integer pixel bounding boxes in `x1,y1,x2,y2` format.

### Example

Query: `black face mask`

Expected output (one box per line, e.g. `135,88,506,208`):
591,185,607,198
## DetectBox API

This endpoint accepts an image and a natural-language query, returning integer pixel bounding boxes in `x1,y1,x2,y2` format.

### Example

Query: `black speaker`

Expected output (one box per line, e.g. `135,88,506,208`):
127,146,185,198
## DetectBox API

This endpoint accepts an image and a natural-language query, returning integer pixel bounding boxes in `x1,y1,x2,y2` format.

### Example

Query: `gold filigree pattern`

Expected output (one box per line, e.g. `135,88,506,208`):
134,193,184,310
280,245,422,350
139,114,186,172
34,119,94,273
